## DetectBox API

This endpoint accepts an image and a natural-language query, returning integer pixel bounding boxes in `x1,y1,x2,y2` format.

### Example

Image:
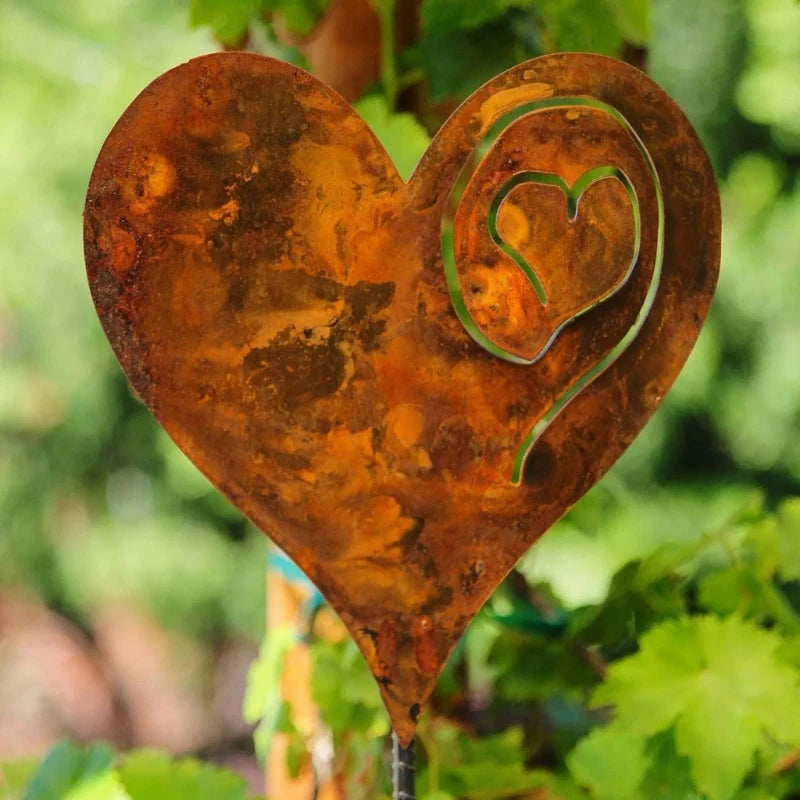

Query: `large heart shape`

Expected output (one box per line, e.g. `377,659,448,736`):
83,52,720,744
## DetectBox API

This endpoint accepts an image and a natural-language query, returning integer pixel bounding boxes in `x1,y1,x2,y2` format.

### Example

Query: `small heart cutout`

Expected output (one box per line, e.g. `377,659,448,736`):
83,52,720,744
495,169,637,325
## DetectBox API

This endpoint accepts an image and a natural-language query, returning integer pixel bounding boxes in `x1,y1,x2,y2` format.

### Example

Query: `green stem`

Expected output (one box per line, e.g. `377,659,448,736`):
762,581,800,634
416,725,439,793
397,67,425,91
716,527,740,568
375,0,398,110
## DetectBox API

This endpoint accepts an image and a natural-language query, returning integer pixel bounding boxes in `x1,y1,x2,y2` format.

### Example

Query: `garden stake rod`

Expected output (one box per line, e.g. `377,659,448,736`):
84,51,720,756
392,731,415,799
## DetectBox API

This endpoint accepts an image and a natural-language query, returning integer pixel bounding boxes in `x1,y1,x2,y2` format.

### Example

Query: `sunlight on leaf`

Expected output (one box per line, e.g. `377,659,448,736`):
593,616,800,800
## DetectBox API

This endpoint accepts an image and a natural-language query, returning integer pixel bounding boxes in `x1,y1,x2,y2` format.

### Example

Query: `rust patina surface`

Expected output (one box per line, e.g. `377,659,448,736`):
83,52,720,744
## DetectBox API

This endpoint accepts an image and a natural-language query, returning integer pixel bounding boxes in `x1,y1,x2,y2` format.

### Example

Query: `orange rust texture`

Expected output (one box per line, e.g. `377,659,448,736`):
83,53,720,745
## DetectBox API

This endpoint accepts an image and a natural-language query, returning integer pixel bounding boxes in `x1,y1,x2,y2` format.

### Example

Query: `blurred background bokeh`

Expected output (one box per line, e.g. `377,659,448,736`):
1,0,799,797
0,0,266,786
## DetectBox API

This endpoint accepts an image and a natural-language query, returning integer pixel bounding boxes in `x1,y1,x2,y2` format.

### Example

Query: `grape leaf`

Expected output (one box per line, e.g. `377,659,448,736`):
567,723,650,800
354,96,430,181
420,0,534,33
593,616,800,800
118,751,247,800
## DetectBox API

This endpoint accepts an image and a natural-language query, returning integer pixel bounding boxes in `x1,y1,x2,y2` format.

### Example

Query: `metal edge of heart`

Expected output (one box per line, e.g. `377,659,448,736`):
82,51,721,745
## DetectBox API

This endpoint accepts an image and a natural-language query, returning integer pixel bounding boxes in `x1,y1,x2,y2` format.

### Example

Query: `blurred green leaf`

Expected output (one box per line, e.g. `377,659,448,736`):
567,723,651,800
354,95,430,181
0,759,37,800
21,742,115,800
420,0,534,33
736,0,800,151
602,0,650,45
406,13,541,102
1,745,254,800
55,517,264,638
637,732,699,800
776,498,800,580
536,0,623,53
648,0,746,168
64,773,130,800
310,638,388,739
418,723,546,798
489,629,598,702
118,751,247,800
189,0,330,41
570,558,685,646
698,568,764,617
188,0,265,43
243,625,296,759
275,0,331,36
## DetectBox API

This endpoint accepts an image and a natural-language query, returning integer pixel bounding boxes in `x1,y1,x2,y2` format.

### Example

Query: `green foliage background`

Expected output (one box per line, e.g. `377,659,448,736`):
1,0,800,798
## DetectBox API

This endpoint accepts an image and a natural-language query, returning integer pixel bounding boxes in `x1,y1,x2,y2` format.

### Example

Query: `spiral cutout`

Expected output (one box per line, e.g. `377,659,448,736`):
441,97,665,485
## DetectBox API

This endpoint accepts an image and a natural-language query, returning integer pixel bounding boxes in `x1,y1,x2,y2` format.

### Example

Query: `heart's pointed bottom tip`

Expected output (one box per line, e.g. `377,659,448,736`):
391,718,418,750
84,51,721,738
382,687,425,747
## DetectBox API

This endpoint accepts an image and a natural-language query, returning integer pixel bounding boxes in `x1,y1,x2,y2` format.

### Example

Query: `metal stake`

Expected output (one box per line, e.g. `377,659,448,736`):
392,730,415,800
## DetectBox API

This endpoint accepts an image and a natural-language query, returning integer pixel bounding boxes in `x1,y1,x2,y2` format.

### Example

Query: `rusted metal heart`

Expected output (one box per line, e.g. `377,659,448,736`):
83,52,720,745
